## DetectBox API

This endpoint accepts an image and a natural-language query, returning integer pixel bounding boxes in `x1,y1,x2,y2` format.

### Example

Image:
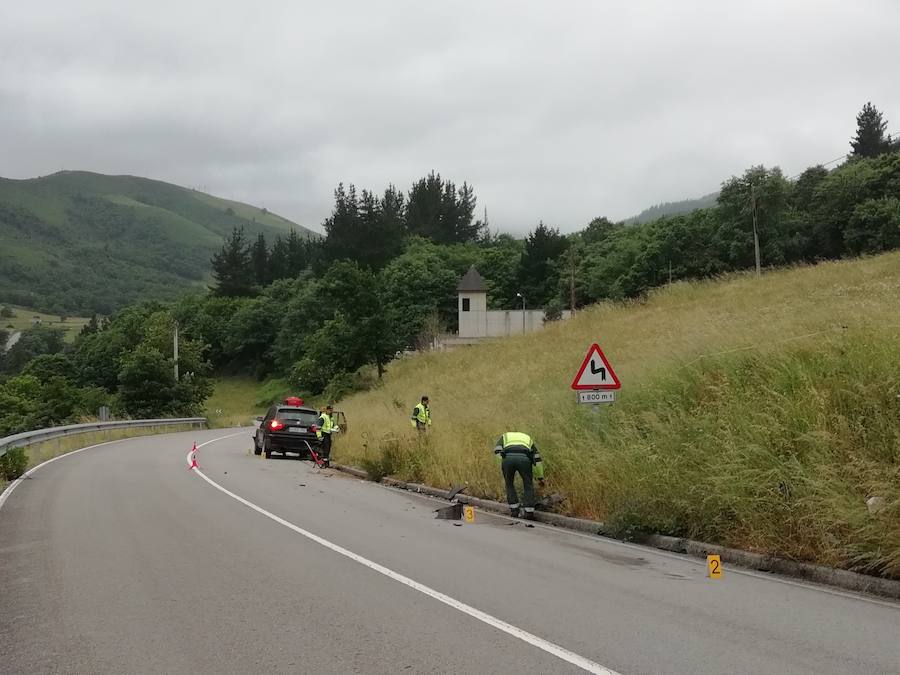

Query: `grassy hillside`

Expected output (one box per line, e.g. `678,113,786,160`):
0,171,317,314
1,304,90,343
336,252,900,577
203,376,292,429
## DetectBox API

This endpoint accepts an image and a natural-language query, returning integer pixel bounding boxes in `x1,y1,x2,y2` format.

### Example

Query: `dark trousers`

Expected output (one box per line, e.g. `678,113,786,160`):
501,454,534,509
319,433,332,459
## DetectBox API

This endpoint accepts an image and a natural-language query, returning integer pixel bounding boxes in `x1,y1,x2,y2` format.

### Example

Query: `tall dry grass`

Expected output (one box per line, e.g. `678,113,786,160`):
335,252,900,576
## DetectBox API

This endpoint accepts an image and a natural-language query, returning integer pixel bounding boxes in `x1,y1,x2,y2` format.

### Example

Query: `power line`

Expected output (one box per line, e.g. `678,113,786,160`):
786,154,846,181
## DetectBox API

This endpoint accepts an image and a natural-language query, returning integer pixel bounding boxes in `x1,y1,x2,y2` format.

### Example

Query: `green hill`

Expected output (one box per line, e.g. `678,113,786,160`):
0,171,317,314
624,191,719,224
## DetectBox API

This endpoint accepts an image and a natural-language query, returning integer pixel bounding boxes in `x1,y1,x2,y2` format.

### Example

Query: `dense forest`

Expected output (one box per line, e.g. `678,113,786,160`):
1,102,898,434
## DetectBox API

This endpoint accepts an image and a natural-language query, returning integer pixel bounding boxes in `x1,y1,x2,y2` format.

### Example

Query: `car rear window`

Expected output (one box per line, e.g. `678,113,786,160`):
276,409,319,424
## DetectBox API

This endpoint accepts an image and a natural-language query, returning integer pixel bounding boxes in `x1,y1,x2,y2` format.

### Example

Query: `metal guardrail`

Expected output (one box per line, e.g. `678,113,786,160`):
0,418,207,458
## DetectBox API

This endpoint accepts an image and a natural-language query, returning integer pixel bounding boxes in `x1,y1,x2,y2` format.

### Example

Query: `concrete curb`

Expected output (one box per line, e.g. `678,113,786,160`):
332,463,900,601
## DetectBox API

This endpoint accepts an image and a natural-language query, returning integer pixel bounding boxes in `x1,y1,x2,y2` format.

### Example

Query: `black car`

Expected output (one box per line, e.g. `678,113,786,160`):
254,405,321,459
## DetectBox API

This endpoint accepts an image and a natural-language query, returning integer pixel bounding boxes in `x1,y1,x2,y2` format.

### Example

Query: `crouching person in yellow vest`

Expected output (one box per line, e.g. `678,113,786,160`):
316,404,337,467
493,432,544,519
410,396,431,431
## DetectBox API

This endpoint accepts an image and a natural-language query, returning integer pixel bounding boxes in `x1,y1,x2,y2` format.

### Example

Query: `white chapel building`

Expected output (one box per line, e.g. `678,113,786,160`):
440,266,571,348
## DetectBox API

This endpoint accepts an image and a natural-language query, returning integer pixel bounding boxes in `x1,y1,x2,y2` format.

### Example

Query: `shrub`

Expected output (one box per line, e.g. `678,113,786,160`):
359,435,426,483
543,298,563,322
0,447,28,481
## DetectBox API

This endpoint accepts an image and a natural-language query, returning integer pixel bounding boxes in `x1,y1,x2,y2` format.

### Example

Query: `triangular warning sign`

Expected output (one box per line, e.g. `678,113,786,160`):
571,343,621,390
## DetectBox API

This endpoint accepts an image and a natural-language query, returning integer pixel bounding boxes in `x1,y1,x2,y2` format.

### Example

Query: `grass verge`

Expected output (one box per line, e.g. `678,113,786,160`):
204,376,293,428
335,252,900,578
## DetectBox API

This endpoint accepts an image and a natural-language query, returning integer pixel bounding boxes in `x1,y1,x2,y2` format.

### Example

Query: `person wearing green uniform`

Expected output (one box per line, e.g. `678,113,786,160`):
410,396,431,431
493,431,544,518
316,404,337,467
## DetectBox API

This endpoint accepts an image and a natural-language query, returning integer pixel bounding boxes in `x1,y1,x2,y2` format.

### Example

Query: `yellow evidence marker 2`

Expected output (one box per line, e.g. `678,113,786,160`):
707,554,723,579
463,505,475,523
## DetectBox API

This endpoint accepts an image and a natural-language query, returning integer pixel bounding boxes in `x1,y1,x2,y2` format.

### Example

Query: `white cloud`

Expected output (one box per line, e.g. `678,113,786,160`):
2,0,898,233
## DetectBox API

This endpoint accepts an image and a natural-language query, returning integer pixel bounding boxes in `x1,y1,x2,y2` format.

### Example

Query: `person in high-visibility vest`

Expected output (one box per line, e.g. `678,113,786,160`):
410,396,431,431
316,404,338,466
493,431,544,518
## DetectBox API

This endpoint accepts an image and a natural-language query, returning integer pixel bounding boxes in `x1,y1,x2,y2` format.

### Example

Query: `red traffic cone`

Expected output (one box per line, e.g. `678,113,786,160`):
188,442,199,470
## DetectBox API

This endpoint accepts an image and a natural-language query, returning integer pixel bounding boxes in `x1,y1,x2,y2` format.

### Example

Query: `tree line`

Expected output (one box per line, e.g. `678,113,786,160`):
1,102,897,433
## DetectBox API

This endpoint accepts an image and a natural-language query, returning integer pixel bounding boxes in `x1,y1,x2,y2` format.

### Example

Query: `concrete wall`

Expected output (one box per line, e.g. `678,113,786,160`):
457,309,573,338
484,310,545,336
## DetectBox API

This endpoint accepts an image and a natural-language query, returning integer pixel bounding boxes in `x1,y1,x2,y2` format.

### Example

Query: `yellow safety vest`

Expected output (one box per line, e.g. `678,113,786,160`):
317,412,334,439
501,432,533,449
495,432,543,479
413,403,431,426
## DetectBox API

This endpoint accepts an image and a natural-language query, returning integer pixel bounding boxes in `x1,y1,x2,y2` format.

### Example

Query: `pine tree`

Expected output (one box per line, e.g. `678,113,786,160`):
269,235,290,281
375,185,407,266
323,183,360,261
250,232,270,286
407,172,482,244
322,184,406,269
517,222,569,307
407,172,445,242
454,181,480,242
850,102,892,159
210,227,254,296
286,229,308,272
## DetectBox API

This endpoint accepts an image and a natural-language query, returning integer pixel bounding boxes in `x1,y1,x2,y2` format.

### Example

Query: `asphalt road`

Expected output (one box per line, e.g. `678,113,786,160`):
1,429,898,675
2,330,21,353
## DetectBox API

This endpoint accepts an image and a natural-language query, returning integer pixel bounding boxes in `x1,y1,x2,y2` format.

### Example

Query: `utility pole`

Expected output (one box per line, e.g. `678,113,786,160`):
751,184,761,279
173,320,180,382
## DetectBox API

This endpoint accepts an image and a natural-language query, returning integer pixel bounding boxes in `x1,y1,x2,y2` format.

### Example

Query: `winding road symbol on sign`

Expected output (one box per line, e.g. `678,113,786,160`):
571,344,621,390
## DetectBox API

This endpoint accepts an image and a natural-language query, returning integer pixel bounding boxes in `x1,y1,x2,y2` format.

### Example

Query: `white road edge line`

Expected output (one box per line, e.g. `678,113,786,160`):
0,430,246,513
187,442,619,675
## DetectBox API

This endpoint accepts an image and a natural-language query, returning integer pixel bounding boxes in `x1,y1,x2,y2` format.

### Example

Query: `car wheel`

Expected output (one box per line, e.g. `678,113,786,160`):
253,435,262,455
263,438,271,459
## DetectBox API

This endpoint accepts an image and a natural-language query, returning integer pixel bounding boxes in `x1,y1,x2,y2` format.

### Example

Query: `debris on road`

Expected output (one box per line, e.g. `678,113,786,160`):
448,484,468,501
435,503,463,520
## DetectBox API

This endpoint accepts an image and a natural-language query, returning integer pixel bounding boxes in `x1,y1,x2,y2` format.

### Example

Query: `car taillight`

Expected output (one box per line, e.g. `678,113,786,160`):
269,419,285,431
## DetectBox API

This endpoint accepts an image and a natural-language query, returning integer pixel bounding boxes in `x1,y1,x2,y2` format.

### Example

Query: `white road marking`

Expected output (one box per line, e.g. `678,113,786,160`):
0,430,246,512
187,442,619,675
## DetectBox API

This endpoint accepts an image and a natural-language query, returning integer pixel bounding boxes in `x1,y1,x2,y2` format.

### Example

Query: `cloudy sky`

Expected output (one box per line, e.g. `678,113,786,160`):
1,1,898,234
